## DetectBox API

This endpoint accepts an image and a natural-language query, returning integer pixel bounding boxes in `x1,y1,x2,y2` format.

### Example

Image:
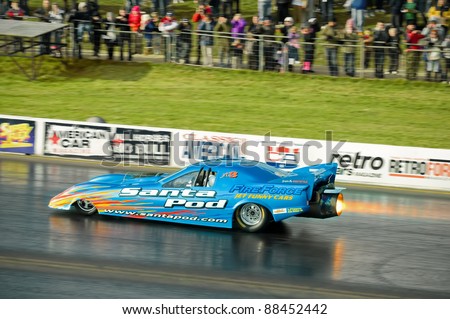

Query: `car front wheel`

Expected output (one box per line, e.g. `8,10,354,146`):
75,199,97,216
235,203,269,232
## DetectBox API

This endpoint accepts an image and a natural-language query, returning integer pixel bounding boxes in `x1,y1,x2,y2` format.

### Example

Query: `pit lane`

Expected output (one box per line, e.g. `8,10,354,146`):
0,154,449,298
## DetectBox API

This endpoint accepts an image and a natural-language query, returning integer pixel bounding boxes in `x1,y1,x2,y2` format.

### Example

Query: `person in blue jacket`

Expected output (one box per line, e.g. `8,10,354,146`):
351,0,367,33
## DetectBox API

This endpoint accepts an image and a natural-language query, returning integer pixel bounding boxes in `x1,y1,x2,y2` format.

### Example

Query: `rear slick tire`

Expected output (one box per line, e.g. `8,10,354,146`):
235,203,269,232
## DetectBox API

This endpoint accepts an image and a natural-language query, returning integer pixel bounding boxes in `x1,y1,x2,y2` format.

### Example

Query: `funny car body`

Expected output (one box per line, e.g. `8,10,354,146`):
49,159,344,232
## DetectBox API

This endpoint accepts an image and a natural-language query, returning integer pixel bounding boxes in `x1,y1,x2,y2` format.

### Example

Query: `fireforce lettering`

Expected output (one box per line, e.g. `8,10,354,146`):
230,185,302,195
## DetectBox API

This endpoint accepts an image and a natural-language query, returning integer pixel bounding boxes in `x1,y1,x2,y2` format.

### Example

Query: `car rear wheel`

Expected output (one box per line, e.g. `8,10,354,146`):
75,199,97,216
235,203,269,232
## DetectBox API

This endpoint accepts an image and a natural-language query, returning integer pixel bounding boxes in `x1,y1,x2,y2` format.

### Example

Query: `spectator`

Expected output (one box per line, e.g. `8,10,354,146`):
422,17,446,41
286,25,301,72
1,1,9,18
362,28,374,68
405,23,425,80
192,5,207,64
198,13,216,66
416,0,427,16
177,18,193,63
258,0,272,20
401,0,418,27
341,18,359,77
254,16,276,71
19,0,29,16
6,0,24,52
33,0,51,22
301,18,319,73
214,15,231,67
275,16,294,70
128,5,141,32
48,2,65,54
279,16,295,43
247,15,260,34
159,12,179,61
292,0,307,25
68,2,92,59
234,0,241,14
34,0,52,54
366,0,375,17
152,0,168,17
128,5,142,55
196,2,213,16
103,11,118,59
351,0,367,33
441,34,450,84
209,0,220,17
90,3,103,57
246,16,260,70
389,0,403,29
424,29,442,81
49,3,64,24
276,0,291,24
320,0,334,25
142,12,161,54
231,12,246,38
231,38,244,68
116,8,133,61
322,17,340,76
375,0,386,13
125,0,141,13
221,0,233,19
192,4,207,22
386,26,401,74
427,0,450,36
373,21,389,78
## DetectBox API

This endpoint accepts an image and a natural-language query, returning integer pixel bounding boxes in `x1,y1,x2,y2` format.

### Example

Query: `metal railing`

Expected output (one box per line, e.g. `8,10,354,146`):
2,18,450,82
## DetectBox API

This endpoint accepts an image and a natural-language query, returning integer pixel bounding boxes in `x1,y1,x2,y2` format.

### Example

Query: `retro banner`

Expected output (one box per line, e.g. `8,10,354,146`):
0,118,35,154
44,122,111,158
107,127,171,166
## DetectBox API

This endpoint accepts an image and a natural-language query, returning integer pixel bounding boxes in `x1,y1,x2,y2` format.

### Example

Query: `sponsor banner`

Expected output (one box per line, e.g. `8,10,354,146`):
329,142,450,190
108,127,171,166
44,122,111,158
2,114,449,191
173,131,317,169
0,118,35,154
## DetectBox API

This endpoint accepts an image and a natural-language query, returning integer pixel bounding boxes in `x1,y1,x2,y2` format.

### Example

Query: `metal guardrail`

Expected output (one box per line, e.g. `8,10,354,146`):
2,18,449,82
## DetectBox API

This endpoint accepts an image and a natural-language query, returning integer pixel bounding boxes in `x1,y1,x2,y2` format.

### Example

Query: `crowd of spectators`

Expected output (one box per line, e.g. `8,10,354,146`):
1,0,449,82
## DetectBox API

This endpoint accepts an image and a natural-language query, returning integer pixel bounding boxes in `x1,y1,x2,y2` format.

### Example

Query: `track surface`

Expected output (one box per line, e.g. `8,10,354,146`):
0,155,449,298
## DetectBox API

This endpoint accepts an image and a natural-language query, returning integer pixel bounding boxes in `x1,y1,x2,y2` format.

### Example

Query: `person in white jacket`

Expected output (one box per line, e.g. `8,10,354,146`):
158,12,179,61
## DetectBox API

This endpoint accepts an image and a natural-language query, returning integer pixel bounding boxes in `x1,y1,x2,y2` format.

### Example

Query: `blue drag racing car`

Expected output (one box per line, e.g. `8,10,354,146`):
49,159,344,232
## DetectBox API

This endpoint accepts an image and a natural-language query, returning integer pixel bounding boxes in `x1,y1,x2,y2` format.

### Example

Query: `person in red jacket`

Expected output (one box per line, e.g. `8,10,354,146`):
6,0,25,19
128,5,142,32
405,24,425,80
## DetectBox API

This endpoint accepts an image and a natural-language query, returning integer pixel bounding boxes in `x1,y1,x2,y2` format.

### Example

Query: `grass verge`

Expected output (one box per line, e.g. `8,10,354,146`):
0,57,448,149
